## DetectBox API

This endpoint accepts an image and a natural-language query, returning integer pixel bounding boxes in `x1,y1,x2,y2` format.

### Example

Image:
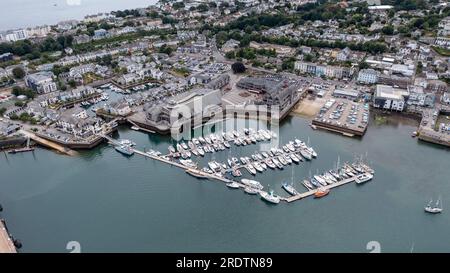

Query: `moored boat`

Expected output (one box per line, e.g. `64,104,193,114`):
314,187,330,198
186,168,208,179
260,190,280,204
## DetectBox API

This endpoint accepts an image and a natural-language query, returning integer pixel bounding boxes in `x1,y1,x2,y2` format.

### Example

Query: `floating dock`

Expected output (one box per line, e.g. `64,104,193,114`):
284,175,359,202
132,147,372,204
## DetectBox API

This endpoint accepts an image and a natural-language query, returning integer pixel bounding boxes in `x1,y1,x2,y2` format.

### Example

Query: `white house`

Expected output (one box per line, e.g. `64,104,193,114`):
357,69,380,84
25,72,58,94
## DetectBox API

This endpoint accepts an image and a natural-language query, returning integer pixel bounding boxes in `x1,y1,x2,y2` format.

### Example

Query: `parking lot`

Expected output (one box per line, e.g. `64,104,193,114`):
314,98,369,135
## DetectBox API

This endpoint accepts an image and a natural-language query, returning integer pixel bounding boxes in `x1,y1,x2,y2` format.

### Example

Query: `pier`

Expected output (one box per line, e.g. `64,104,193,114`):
19,130,77,156
131,147,371,204
284,175,359,202
0,220,16,253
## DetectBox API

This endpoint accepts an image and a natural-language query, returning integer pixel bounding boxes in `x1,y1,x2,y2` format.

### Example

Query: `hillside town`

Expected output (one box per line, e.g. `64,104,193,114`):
0,0,449,151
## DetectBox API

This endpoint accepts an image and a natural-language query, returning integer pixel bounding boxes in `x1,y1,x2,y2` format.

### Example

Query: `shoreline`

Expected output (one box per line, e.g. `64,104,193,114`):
0,0,158,32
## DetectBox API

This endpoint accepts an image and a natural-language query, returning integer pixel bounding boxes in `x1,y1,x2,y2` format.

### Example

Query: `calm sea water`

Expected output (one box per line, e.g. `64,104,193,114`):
0,115,449,253
0,0,157,31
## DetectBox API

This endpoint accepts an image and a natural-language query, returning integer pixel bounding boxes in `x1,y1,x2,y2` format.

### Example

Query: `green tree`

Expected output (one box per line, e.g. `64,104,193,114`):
381,25,394,35
12,67,25,79
231,62,246,74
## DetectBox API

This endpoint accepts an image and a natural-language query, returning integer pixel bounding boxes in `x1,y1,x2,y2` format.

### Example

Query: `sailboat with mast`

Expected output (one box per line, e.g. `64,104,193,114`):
282,167,299,195
424,197,443,214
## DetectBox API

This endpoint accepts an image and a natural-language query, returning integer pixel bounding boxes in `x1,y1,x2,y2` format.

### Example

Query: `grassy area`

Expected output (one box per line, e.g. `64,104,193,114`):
172,67,190,77
432,46,450,57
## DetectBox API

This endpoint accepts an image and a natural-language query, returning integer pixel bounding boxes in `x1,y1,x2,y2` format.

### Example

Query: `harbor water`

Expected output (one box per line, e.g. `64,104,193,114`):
0,115,449,252
0,0,158,31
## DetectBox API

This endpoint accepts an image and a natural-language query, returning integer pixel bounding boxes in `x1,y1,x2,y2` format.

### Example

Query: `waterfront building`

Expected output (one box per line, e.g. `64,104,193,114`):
236,76,300,112
102,101,132,117
56,106,103,138
333,88,360,100
357,69,380,84
25,72,57,94
373,85,409,111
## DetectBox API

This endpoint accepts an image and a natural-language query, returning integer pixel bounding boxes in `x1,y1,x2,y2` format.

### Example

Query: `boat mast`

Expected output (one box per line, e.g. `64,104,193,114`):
291,166,294,185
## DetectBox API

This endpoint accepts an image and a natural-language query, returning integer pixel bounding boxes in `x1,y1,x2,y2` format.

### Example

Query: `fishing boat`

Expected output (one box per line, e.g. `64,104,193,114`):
265,158,276,169
282,182,299,196
241,179,264,190
186,168,208,179
290,153,300,163
424,198,443,214
302,180,315,190
198,137,206,144
283,154,292,164
310,177,319,187
131,126,140,131
119,139,136,147
232,168,242,177
231,157,240,165
355,173,373,184
115,145,134,156
226,182,241,189
208,161,221,172
300,149,312,161
260,190,280,204
191,149,199,156
180,142,189,150
272,158,284,169
245,164,257,175
314,187,330,198
286,143,296,152
306,137,318,158
262,152,269,158
168,146,176,154
244,187,259,195
197,147,205,156
188,141,196,150
223,141,230,148
260,161,267,170
176,143,183,152
278,156,288,166
179,159,197,168
329,169,340,180
253,162,264,173
313,175,328,186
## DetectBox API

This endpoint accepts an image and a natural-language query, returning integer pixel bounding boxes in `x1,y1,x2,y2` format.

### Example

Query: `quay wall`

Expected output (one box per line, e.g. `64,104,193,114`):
0,137,27,150
311,120,366,137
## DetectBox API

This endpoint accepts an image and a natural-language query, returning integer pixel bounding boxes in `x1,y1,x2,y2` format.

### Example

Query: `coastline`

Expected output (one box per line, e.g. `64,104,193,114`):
0,0,158,32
